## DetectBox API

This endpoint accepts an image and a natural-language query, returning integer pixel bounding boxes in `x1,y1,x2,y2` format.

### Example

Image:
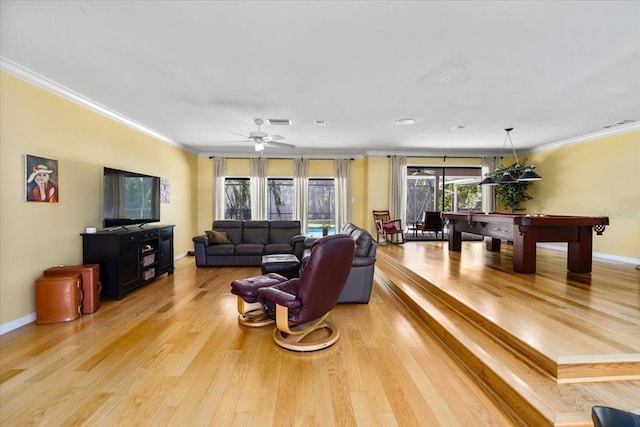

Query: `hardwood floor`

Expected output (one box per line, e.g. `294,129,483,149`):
1,242,638,426
375,240,640,426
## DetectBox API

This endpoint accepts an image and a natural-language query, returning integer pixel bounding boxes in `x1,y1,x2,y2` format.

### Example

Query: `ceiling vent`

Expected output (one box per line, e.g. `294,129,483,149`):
603,119,635,129
266,119,292,126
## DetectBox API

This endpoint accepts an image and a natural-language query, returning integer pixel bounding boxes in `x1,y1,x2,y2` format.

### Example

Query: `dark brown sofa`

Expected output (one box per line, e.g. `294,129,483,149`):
193,220,305,267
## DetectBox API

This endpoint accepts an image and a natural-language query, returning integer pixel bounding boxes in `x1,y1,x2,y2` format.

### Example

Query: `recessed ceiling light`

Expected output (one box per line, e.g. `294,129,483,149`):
396,118,415,125
315,120,326,127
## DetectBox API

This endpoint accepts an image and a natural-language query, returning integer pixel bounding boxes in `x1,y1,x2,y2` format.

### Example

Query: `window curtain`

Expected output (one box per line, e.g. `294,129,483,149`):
213,157,225,220
293,158,309,232
250,157,267,220
389,155,407,228
481,156,498,212
334,158,352,232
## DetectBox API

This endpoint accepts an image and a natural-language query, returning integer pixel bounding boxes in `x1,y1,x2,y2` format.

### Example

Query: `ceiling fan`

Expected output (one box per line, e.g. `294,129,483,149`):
227,118,295,152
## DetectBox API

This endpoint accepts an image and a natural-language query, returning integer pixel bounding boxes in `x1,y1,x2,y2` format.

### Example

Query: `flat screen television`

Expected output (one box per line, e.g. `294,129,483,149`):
103,167,161,228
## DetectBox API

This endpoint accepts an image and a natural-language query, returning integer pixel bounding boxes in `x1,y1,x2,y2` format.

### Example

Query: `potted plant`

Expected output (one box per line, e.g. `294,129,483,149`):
322,224,330,236
492,160,534,212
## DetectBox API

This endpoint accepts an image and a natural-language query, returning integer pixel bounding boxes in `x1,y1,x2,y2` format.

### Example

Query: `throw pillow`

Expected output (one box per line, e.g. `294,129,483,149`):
382,221,398,231
205,230,231,244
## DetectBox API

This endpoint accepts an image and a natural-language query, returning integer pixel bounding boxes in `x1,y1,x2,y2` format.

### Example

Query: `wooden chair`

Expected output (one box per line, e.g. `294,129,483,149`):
416,211,444,238
373,210,405,244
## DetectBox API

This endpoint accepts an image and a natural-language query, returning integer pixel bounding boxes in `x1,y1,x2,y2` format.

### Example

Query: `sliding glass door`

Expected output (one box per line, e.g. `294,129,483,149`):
406,166,482,224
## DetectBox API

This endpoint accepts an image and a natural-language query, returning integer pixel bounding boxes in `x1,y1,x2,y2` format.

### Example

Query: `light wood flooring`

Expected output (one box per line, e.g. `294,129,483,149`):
1,242,638,426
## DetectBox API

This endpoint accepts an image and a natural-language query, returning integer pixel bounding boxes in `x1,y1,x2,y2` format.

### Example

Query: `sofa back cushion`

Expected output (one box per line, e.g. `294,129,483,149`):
269,220,301,244
351,228,374,258
242,221,269,244
212,220,243,245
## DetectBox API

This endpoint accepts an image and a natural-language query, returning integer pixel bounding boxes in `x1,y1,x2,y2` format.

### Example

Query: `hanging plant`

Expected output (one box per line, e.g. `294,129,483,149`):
492,160,534,213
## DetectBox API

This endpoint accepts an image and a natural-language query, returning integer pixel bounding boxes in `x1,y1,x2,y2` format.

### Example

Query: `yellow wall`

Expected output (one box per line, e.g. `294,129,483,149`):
2,69,638,330
524,130,640,259
0,72,198,325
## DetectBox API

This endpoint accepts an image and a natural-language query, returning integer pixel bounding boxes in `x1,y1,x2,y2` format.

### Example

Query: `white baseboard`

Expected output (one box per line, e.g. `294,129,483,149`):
537,243,640,265
1,253,190,336
0,312,36,336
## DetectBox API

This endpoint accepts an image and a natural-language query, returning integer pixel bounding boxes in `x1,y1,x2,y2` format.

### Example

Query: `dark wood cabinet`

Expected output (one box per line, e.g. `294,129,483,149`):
82,225,174,300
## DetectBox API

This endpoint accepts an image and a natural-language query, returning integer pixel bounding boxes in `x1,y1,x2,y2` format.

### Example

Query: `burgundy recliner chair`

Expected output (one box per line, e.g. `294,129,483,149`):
257,234,355,352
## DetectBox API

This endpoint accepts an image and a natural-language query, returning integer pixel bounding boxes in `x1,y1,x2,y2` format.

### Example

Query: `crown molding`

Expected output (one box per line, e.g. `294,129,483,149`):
529,123,640,153
1,57,184,149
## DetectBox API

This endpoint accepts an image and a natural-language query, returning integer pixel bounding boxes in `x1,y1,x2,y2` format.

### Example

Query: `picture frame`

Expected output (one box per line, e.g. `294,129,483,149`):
160,177,170,204
25,154,59,202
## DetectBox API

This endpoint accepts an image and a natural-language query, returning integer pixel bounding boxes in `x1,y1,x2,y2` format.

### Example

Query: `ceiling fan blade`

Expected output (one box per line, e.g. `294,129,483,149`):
228,131,250,139
269,134,285,141
266,140,295,149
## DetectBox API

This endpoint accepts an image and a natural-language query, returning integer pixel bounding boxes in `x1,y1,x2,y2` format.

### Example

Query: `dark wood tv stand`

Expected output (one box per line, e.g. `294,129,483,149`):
82,225,174,300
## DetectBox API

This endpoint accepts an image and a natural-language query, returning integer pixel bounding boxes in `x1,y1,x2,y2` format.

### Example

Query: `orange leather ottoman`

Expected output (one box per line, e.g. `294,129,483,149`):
35,274,82,325
44,264,101,313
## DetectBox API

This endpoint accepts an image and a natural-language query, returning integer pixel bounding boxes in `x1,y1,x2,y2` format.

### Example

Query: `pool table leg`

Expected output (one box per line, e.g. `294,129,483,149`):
567,226,593,273
447,223,462,251
512,231,537,273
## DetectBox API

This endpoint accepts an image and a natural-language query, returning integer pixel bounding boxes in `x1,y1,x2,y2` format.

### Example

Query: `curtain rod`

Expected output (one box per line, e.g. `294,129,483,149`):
209,156,355,160
387,155,484,161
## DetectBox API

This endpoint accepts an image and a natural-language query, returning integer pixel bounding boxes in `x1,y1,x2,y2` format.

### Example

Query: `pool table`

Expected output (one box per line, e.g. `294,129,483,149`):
442,213,609,273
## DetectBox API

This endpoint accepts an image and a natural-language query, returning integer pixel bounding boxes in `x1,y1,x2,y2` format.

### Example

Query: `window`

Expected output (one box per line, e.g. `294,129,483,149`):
406,167,482,222
267,178,294,220
307,178,335,236
224,178,251,220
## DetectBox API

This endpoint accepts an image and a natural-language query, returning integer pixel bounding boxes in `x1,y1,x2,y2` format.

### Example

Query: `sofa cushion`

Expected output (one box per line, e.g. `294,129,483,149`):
204,244,234,256
269,220,301,244
212,220,243,244
242,221,269,244
205,230,231,244
235,243,265,256
265,243,294,255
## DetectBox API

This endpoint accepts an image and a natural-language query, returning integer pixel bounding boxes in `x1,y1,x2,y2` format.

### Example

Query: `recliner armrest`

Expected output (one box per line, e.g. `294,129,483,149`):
258,284,302,308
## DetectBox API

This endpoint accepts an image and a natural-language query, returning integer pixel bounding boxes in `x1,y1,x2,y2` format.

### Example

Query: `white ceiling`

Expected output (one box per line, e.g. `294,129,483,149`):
2,1,639,157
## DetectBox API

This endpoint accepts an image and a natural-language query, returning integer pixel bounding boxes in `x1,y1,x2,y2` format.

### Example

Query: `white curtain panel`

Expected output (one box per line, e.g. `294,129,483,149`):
293,158,309,233
481,156,498,213
213,157,226,220
389,155,407,228
250,157,267,220
334,158,352,232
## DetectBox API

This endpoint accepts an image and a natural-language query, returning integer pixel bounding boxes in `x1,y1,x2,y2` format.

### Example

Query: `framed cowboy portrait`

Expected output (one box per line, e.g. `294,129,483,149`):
25,154,59,203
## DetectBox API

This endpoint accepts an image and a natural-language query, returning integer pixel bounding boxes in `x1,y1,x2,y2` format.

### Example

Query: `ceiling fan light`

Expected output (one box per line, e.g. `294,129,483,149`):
254,141,264,152
518,168,543,181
